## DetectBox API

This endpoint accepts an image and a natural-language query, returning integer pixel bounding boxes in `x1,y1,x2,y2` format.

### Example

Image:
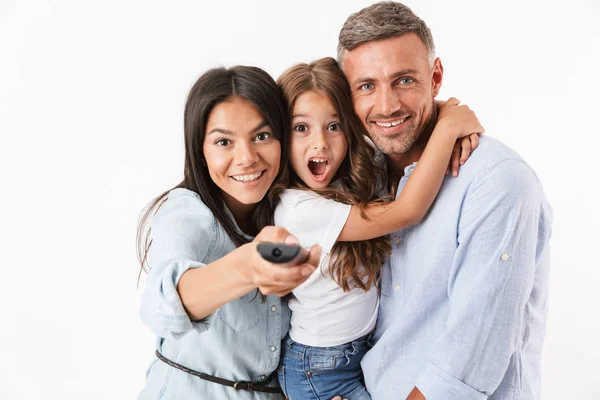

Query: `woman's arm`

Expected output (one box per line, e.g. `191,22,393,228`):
178,227,321,321
176,244,257,321
338,98,484,242
140,191,320,339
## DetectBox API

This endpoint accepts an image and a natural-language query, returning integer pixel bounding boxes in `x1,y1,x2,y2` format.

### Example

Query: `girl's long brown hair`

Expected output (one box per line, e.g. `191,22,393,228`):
275,57,391,292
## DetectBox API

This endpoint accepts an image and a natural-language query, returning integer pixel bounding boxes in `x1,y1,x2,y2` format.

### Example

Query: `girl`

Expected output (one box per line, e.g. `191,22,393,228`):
136,66,321,399
273,58,483,400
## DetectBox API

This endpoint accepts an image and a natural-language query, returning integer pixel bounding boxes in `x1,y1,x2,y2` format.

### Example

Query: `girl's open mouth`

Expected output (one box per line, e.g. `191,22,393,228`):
308,158,330,182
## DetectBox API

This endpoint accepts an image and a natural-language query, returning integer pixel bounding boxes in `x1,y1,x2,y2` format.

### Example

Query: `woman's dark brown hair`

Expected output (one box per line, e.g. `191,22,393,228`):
137,66,290,273
276,57,390,292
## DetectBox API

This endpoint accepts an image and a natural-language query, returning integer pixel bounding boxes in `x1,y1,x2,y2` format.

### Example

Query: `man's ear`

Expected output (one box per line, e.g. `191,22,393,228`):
431,57,443,97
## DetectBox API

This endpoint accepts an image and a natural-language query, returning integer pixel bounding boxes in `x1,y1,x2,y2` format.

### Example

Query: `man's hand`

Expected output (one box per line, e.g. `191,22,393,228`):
406,386,426,400
330,386,426,400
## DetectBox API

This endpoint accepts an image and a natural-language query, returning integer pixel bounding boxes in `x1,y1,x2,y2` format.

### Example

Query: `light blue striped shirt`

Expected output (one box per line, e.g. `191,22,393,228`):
138,189,289,399
361,137,552,400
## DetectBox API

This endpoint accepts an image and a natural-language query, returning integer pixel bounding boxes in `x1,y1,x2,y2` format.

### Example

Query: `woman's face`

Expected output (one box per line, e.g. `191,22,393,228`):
203,96,281,216
289,90,348,189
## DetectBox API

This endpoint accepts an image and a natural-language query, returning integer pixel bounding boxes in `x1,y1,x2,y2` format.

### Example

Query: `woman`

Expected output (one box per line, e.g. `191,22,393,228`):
136,65,320,399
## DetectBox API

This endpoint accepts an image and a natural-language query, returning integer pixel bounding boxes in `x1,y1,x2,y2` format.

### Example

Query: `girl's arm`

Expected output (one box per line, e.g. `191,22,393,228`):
338,98,484,242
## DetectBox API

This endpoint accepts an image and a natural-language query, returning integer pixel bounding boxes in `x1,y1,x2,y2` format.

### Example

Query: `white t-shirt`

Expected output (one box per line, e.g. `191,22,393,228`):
274,188,379,347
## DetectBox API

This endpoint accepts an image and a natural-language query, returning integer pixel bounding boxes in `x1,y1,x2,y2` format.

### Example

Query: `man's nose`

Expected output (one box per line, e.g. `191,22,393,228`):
375,86,401,117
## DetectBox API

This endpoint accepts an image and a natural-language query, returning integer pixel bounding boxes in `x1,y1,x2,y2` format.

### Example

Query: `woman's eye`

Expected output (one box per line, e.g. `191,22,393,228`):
294,124,308,133
215,139,230,146
255,132,271,142
328,123,341,132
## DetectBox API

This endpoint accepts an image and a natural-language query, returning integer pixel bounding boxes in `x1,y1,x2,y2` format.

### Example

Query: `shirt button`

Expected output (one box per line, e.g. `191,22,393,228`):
271,305,277,312
393,237,400,244
270,345,277,352
259,375,266,381
394,284,401,292
500,252,511,261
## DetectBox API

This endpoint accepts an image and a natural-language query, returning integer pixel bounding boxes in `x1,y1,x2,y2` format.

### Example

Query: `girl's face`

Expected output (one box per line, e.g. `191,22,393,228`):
290,91,348,189
203,96,281,216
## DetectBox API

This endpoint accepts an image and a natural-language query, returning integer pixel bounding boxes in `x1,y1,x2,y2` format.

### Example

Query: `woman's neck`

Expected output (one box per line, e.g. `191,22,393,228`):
224,197,258,236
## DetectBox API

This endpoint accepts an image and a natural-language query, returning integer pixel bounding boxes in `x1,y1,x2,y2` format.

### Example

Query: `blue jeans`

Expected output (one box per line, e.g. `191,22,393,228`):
277,333,372,400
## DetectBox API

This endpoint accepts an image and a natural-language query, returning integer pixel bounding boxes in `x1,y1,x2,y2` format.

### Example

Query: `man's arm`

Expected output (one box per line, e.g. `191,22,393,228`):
412,159,552,400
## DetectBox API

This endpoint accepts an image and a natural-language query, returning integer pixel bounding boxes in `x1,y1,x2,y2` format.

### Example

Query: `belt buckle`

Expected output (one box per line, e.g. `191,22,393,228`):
233,381,253,391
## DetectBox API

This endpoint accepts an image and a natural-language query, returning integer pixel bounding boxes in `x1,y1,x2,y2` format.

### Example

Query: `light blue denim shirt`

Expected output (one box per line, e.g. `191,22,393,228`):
138,188,290,399
362,137,552,400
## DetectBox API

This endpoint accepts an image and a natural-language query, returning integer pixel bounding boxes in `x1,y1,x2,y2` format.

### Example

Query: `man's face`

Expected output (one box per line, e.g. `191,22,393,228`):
343,33,443,157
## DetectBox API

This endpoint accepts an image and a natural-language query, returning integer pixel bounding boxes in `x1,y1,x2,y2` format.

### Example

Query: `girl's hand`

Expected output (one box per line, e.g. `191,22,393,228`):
436,98,484,177
244,226,321,296
437,97,485,139
446,133,480,177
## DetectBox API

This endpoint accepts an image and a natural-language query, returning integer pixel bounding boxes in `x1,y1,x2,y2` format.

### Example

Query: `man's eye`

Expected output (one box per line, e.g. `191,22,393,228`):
359,83,374,90
215,139,230,146
255,132,271,141
398,78,414,85
294,124,309,132
328,123,341,132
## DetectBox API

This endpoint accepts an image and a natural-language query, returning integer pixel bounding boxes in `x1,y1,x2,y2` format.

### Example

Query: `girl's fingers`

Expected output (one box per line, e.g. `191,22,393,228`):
469,133,479,151
459,137,471,165
451,142,461,177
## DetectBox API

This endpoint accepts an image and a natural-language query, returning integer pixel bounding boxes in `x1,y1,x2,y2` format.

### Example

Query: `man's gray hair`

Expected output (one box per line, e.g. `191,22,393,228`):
337,2,435,69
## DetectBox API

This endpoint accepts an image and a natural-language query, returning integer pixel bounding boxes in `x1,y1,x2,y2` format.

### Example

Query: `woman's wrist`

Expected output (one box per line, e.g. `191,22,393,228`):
231,242,258,289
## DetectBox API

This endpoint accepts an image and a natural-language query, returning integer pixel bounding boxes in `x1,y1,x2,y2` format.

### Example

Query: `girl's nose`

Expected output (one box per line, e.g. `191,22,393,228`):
312,131,328,151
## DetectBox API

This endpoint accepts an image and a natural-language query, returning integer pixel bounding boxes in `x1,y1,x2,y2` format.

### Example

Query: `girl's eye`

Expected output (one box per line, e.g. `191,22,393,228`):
359,83,374,91
294,124,309,133
215,139,230,146
327,123,341,132
255,132,271,142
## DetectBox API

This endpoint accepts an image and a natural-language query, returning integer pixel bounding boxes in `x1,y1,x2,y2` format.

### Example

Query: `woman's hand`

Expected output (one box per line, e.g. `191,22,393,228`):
436,98,485,177
243,226,321,296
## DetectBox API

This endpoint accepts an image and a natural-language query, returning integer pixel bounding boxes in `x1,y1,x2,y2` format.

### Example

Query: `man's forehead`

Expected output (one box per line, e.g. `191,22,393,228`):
343,34,430,82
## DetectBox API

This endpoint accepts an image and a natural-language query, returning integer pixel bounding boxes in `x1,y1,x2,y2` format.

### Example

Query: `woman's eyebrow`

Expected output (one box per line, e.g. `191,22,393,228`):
252,120,269,132
207,128,234,136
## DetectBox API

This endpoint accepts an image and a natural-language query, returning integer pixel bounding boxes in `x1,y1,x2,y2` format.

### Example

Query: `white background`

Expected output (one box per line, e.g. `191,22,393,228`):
1,0,599,398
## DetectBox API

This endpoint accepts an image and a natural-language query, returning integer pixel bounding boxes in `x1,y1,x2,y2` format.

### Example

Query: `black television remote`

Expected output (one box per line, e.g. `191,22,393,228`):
257,242,309,264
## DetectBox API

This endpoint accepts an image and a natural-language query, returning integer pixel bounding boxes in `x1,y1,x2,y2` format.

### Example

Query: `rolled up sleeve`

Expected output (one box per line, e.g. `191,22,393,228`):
416,159,552,399
139,191,217,339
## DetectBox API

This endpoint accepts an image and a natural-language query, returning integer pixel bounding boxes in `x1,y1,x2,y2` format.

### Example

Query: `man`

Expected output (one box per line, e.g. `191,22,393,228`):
336,2,552,399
